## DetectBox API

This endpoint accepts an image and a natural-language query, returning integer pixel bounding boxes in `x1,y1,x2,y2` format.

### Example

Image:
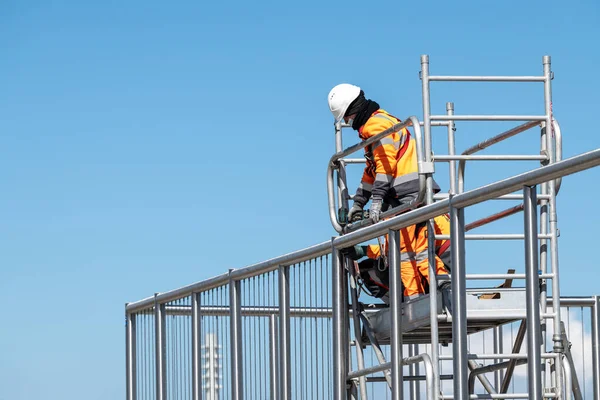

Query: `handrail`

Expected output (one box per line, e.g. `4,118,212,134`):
553,118,563,193
456,119,564,233
327,115,429,233
458,119,563,194
137,296,599,317
127,149,600,313
126,241,331,313
347,354,435,399
457,120,540,193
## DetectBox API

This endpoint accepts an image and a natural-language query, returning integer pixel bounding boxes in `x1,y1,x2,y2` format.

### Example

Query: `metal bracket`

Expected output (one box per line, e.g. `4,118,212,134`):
540,149,550,166
419,161,435,174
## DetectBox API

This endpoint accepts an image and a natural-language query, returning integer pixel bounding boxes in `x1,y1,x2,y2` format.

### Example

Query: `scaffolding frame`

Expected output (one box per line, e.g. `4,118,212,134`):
124,55,600,400
327,55,593,399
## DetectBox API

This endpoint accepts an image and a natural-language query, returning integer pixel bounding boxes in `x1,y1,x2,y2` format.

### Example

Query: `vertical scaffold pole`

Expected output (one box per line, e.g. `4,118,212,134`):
126,307,137,400
446,102,457,193
192,293,202,400
332,241,348,400
524,185,543,398
421,54,441,397
335,121,350,220
540,120,550,390
592,296,600,400
154,295,167,400
493,326,504,391
543,55,564,397
389,228,403,400
409,345,421,400
450,200,468,400
229,271,243,400
279,265,292,400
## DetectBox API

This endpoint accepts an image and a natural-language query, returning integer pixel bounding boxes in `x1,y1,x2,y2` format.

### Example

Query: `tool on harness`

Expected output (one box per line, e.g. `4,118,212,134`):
375,236,389,272
349,209,389,270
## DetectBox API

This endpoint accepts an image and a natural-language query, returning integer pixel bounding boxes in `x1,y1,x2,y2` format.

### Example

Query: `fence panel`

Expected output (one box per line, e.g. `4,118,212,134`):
135,307,156,400
165,296,192,400
289,255,333,400
199,285,230,400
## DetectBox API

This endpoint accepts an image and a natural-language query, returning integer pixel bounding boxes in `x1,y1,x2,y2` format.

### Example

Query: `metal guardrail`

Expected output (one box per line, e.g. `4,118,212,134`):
457,119,563,194
127,148,600,400
127,53,600,400
327,115,430,234
330,149,600,249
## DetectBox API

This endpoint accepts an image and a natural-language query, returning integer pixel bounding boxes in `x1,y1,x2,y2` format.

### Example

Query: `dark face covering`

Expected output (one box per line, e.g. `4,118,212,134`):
345,90,380,131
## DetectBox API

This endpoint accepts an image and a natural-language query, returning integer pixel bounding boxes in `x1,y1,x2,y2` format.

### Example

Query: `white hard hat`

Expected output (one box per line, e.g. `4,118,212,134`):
328,83,361,122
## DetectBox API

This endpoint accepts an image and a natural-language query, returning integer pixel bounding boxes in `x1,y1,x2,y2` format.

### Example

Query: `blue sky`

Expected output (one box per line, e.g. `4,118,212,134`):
1,1,599,399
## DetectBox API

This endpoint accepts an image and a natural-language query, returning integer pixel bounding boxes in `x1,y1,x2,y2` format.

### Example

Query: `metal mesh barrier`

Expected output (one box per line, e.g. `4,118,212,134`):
199,285,230,400
289,255,333,400
165,297,192,400
239,271,278,399
135,308,156,400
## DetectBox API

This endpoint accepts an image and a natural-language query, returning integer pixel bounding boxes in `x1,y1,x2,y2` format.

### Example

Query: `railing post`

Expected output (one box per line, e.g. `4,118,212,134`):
450,201,469,400
154,294,167,400
192,293,202,400
446,102,457,193
524,185,543,398
332,241,348,400
278,265,291,400
592,295,600,400
409,344,421,400
422,54,442,398
126,307,137,400
539,121,550,390
335,120,350,213
389,228,403,400
269,314,279,400
542,55,565,398
229,271,243,400
493,326,504,391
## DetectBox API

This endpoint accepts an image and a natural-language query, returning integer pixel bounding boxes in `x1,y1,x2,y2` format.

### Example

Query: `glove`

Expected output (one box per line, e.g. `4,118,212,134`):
370,198,383,223
348,203,364,223
341,245,367,260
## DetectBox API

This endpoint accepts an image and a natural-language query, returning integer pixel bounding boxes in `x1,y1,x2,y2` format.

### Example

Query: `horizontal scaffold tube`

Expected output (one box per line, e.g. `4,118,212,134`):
133,296,597,317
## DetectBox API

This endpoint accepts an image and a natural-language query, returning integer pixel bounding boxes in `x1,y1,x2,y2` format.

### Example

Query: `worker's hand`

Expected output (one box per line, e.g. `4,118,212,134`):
341,245,367,260
348,203,364,223
370,199,383,223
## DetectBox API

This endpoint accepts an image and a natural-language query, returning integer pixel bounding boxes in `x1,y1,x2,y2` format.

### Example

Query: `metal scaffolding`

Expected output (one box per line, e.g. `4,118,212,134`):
126,55,600,399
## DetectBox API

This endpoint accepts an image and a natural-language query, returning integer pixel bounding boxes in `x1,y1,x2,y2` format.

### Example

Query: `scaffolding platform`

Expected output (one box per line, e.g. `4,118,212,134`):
361,287,525,345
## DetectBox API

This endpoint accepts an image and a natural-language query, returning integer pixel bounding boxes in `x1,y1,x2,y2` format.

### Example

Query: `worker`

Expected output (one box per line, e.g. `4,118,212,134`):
343,213,451,300
327,83,440,223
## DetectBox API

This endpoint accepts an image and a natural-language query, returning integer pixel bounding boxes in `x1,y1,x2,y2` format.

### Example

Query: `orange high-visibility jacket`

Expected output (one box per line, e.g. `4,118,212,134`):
366,214,451,298
354,109,440,207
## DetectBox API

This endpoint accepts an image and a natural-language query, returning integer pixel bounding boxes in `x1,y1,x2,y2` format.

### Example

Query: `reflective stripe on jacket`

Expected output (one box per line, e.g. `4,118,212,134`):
365,214,450,298
353,109,440,207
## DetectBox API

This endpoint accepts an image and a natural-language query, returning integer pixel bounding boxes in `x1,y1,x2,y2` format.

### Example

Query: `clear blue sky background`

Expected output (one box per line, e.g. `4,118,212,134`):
1,1,599,399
